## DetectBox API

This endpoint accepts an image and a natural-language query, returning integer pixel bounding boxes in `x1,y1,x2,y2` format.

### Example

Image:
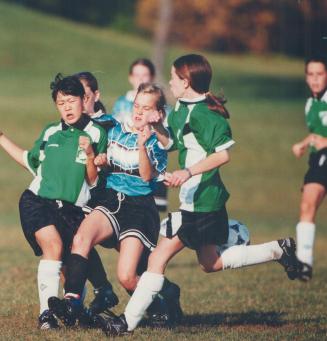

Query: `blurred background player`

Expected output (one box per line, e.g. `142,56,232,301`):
292,55,327,281
111,58,168,212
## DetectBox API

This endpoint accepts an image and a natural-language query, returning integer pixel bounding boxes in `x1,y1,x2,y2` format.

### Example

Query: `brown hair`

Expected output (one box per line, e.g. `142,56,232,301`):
136,83,166,118
173,54,229,118
129,58,156,78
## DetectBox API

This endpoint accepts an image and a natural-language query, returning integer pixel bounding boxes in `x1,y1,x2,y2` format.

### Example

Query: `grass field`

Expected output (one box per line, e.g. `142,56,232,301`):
0,2,326,340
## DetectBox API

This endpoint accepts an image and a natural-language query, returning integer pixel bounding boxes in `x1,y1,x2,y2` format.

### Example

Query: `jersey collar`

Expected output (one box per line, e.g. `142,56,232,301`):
179,94,206,105
61,114,92,131
312,87,327,101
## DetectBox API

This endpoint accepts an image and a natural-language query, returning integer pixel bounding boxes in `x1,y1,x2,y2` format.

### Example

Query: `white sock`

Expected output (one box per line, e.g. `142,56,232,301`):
37,260,62,314
63,285,87,303
296,221,315,266
124,271,164,331
221,241,283,270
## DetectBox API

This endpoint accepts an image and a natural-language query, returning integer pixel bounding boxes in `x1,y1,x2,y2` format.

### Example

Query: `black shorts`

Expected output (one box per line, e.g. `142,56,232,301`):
86,188,160,251
153,182,168,212
19,190,85,257
304,148,327,190
160,207,229,250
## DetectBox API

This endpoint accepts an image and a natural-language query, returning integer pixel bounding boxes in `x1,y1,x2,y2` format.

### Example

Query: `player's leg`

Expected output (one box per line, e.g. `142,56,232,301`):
196,238,297,279
35,225,63,329
48,209,115,325
99,236,185,335
296,183,326,281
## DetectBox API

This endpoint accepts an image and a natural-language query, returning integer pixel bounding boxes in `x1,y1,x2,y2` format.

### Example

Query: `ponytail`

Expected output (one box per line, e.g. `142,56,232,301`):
205,91,230,119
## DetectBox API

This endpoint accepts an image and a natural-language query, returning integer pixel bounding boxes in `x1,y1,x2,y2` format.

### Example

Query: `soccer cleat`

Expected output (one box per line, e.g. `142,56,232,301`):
277,238,298,280
297,260,313,282
48,296,83,327
88,284,119,315
38,309,59,330
97,312,130,336
148,282,183,328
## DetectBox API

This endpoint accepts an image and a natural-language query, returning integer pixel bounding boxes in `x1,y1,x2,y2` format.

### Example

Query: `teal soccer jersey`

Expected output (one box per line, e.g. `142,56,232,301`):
167,97,235,212
23,115,107,206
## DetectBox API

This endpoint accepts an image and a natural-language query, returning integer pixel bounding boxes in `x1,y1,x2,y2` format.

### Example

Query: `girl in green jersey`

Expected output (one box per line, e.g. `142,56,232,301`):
97,54,300,336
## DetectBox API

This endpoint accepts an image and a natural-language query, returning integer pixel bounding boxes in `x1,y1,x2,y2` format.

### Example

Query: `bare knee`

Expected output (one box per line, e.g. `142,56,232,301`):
117,272,138,291
300,200,316,219
71,233,92,255
41,239,63,259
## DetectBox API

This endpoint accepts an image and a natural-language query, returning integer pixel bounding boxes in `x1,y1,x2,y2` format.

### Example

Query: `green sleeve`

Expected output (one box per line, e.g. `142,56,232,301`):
96,127,108,154
191,112,234,152
167,114,179,152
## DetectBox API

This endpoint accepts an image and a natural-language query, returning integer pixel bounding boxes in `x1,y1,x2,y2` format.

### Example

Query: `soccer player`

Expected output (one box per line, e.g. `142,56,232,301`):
98,54,299,336
48,83,182,327
292,55,327,281
111,58,169,212
0,74,108,329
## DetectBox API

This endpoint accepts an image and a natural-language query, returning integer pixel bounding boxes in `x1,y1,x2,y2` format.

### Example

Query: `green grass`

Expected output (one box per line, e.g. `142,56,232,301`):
0,1,326,340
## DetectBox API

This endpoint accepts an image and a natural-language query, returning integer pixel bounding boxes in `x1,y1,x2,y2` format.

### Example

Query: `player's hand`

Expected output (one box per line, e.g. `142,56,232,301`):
292,142,306,158
164,169,191,187
148,110,163,125
138,125,152,148
94,153,107,166
79,136,94,158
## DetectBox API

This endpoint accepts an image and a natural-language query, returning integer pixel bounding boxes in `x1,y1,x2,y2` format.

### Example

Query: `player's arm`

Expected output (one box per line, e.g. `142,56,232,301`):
79,136,98,186
0,131,26,168
165,150,230,187
138,125,155,182
292,134,314,158
311,134,327,150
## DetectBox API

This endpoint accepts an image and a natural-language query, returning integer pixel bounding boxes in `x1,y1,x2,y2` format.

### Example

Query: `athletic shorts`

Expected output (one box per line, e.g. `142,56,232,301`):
19,189,85,257
153,182,168,212
160,207,229,250
304,148,327,190
86,188,160,252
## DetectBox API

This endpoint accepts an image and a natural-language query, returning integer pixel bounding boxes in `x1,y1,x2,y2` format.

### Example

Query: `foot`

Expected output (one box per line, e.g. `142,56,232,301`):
96,312,130,336
148,283,183,328
297,260,313,282
277,238,298,280
38,309,59,330
48,296,83,327
89,284,119,315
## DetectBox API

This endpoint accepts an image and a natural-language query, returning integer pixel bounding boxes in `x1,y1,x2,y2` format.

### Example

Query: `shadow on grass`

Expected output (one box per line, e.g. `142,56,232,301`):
181,311,286,327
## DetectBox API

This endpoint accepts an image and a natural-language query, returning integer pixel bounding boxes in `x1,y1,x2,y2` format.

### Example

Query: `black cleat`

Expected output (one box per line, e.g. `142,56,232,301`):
97,312,130,336
38,309,59,330
89,284,119,315
277,238,298,280
297,260,312,282
48,296,83,327
148,282,183,328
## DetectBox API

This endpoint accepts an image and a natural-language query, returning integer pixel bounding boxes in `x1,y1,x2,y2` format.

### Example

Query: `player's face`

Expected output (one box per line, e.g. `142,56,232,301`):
56,92,84,125
306,62,327,96
129,65,153,90
169,66,187,99
80,80,100,116
132,92,157,129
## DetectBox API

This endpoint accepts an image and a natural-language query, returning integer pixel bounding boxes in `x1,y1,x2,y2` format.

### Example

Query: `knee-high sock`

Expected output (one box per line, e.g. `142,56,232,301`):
124,271,164,331
37,260,62,314
64,253,88,298
87,248,110,289
296,221,315,265
221,241,283,270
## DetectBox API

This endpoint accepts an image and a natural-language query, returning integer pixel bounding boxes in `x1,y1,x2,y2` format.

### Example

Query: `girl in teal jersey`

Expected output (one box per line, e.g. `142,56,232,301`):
98,54,299,336
292,56,327,281
0,74,108,329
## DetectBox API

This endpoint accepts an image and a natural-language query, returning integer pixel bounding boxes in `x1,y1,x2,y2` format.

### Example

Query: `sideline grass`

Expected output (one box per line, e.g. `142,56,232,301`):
0,2,326,340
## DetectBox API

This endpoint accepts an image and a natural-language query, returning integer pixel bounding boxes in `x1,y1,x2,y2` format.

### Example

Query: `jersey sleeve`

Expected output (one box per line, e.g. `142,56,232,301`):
148,137,168,175
191,112,235,153
95,126,108,154
23,126,48,176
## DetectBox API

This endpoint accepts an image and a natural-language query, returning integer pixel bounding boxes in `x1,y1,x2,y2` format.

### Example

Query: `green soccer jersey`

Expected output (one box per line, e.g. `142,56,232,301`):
305,90,327,153
23,114,107,206
167,96,235,212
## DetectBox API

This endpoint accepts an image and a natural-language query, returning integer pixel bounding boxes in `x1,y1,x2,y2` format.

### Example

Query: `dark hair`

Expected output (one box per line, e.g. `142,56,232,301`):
173,54,229,118
74,71,107,113
136,83,167,118
129,58,156,78
305,55,327,72
50,73,85,102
